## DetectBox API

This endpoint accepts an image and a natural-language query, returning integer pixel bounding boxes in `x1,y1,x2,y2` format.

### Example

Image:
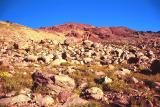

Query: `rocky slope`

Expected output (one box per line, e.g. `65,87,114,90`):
0,21,160,107
39,23,160,44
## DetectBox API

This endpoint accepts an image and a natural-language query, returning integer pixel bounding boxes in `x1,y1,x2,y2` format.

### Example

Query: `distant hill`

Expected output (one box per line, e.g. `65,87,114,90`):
0,21,160,45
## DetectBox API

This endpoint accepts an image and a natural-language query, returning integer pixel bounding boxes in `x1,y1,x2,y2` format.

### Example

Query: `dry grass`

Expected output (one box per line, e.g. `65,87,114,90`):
0,21,65,43
0,69,32,93
130,73,160,82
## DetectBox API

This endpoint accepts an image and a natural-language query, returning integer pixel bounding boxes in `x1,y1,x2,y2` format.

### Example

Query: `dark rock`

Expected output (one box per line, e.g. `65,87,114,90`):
32,71,50,90
62,52,67,59
128,57,139,64
100,60,109,65
13,43,19,49
150,60,160,74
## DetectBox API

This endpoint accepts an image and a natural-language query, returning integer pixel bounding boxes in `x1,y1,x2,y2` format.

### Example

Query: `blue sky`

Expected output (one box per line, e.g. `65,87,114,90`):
0,0,160,31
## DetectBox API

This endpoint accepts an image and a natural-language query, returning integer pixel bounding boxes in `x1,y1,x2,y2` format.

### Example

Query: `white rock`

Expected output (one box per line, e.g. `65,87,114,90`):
104,76,112,84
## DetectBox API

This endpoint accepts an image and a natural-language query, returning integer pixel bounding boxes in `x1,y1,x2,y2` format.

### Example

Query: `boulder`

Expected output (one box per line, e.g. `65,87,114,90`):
54,74,76,90
0,94,31,105
146,50,155,58
78,82,88,90
130,77,139,84
150,60,160,74
62,52,67,59
116,48,124,57
128,57,139,64
104,76,112,84
82,40,93,47
100,60,109,66
108,64,115,70
52,59,67,65
95,76,112,84
24,55,37,62
32,71,75,92
13,43,19,49
5,91,16,97
115,68,131,76
41,95,54,106
85,87,104,100
55,94,88,107
37,54,54,63
19,88,31,96
83,57,93,64
58,90,72,103
33,94,54,106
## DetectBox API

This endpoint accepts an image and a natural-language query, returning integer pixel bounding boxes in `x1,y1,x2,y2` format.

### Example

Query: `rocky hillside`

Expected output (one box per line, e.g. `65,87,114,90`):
0,21,160,107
